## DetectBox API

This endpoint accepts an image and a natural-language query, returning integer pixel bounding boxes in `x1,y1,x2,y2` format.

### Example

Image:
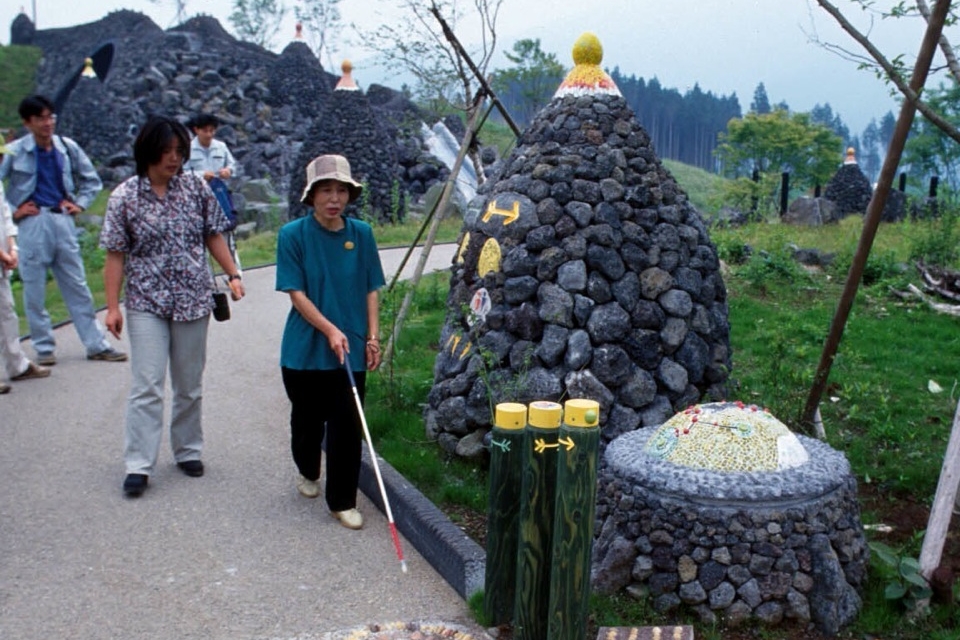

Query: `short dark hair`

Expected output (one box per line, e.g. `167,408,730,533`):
19,95,55,120
134,115,191,177
188,113,220,130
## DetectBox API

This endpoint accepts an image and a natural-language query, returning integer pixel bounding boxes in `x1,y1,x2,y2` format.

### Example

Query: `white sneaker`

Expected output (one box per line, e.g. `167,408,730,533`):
297,475,319,499
332,508,363,530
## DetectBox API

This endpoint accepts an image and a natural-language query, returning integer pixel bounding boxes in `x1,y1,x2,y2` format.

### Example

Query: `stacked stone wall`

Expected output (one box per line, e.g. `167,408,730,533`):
593,428,869,635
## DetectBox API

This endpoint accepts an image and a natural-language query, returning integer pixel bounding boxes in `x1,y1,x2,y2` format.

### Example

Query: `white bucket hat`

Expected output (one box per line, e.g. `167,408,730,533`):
300,154,363,205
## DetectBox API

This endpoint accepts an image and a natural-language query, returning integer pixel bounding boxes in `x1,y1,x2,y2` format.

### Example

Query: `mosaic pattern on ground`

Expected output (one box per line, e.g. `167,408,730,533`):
317,621,491,640
643,401,810,472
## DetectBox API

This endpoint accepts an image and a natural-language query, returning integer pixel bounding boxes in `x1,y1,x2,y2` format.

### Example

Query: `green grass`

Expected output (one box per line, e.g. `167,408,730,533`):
662,158,728,214
0,44,41,131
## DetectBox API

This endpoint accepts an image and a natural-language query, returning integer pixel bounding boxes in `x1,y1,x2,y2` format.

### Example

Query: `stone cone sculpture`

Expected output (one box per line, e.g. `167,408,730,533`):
424,33,731,456
288,62,403,221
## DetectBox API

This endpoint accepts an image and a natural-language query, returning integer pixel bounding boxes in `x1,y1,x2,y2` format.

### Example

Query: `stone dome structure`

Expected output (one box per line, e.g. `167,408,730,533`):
594,403,868,634
424,34,731,457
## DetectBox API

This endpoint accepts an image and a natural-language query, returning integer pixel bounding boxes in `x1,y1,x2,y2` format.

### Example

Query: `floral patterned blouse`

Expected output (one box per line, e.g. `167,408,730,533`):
100,172,230,321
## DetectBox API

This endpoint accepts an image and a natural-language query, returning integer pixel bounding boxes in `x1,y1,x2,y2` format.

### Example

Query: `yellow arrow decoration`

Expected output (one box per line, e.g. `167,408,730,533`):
533,436,576,453
482,199,520,225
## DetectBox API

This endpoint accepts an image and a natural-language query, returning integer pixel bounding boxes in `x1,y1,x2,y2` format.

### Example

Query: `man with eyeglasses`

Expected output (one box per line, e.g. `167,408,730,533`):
0,94,126,366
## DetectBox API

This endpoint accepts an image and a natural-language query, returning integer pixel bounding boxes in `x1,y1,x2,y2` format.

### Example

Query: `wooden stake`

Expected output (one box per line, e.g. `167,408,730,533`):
918,396,960,580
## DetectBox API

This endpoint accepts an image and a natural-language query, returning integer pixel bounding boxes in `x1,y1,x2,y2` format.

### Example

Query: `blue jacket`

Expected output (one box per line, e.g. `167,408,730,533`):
0,134,102,211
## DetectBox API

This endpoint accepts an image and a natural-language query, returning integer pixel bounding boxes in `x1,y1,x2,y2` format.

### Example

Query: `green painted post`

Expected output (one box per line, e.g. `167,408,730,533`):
514,401,563,640
484,402,528,625
548,399,601,640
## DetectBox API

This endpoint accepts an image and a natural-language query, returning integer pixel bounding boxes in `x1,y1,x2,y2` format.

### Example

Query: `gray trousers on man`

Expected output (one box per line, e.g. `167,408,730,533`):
124,310,209,475
16,208,110,357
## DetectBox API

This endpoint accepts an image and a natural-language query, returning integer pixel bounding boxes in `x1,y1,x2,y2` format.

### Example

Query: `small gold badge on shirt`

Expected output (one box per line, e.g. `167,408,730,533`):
344,241,355,250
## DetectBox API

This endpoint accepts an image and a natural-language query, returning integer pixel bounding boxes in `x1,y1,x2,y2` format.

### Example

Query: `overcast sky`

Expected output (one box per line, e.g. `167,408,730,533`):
0,0,941,137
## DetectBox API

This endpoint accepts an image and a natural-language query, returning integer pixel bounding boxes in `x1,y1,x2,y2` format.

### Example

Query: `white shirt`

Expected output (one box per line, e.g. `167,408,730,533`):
185,137,238,177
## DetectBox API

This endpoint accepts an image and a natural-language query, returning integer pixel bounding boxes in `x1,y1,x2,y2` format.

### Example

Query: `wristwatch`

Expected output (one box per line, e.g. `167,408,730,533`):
227,274,242,282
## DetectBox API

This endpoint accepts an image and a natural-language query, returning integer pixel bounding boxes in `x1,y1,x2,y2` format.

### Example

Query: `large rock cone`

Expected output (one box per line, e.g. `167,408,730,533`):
424,34,731,454
288,75,404,221
824,162,872,216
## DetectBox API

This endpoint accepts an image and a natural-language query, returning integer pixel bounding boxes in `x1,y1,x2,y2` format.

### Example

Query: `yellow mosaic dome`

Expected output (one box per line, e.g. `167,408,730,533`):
644,402,809,472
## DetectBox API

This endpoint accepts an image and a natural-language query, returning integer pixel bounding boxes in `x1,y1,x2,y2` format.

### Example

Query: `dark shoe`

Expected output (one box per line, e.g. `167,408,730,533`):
36,353,56,366
11,362,51,381
123,474,149,497
0,381,10,394
177,460,204,477
88,348,128,362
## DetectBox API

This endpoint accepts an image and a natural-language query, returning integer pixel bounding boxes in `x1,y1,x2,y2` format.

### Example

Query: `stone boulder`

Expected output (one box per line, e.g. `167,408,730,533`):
782,196,841,226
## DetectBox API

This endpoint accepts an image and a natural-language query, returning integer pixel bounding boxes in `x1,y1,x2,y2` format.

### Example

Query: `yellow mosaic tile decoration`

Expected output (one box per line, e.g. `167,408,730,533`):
644,401,809,472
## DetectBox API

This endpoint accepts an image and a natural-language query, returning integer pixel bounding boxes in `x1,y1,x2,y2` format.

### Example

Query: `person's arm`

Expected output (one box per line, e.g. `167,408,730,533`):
103,251,125,339
0,187,16,271
366,290,381,371
219,142,238,179
65,140,102,210
205,233,245,300
287,290,349,366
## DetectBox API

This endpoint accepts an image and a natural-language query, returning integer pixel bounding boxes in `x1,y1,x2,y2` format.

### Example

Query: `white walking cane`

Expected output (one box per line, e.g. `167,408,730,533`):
344,363,408,573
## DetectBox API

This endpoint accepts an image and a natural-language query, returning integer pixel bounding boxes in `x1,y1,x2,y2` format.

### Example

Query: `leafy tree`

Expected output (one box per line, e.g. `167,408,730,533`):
904,82,960,194
811,102,851,144
608,68,741,172
294,0,341,68
230,0,287,48
490,38,565,127
750,82,771,114
359,0,502,112
814,1,960,146
879,110,897,144
716,108,843,192
357,0,505,184
860,118,883,180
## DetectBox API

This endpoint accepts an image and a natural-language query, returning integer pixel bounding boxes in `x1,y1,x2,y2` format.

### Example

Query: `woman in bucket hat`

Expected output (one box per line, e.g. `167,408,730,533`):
275,154,385,530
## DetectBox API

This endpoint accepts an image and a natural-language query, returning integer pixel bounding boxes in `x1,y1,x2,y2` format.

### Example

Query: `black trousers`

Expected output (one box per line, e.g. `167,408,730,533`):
281,367,366,512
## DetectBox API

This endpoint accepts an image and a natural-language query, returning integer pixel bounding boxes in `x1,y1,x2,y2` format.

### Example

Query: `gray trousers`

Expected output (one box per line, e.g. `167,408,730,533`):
16,208,110,357
0,274,30,379
123,310,209,475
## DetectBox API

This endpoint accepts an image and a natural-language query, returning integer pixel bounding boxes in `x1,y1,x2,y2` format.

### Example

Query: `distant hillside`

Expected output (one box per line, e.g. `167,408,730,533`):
0,44,41,131
662,158,728,215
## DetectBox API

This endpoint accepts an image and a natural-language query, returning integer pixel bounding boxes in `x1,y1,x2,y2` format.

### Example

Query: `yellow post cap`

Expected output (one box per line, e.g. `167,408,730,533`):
564,399,600,428
527,401,563,429
495,402,528,430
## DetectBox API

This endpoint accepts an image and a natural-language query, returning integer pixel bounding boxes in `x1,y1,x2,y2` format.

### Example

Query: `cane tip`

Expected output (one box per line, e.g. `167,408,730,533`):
401,560,408,573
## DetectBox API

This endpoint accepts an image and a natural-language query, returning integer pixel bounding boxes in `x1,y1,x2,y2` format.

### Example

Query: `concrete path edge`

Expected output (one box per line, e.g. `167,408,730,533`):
358,448,486,600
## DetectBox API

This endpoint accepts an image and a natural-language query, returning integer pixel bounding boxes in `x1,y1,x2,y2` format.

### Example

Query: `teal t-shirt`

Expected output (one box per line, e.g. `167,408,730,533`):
276,215,385,371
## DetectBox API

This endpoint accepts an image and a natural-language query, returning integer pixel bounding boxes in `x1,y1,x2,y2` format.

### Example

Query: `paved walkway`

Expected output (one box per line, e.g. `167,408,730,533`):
0,245,481,640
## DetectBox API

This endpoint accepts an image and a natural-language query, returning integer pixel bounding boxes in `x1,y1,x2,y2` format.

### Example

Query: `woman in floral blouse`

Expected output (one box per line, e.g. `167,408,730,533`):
100,115,245,498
